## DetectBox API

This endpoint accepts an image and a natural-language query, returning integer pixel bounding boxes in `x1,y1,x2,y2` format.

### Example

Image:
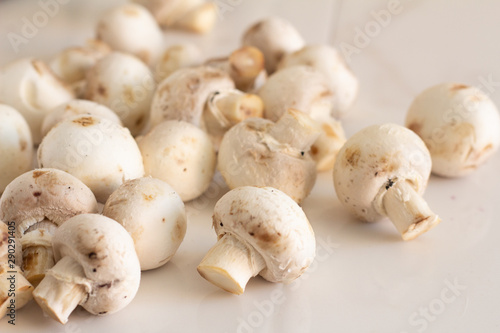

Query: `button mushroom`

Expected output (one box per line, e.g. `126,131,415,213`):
197,186,316,295
333,124,441,240
0,104,33,194
37,115,145,203
32,214,141,324
242,17,305,74
85,52,156,136
0,58,75,144
405,83,500,177
217,109,319,203
96,3,163,66
154,43,202,83
137,120,216,202
0,168,98,285
103,177,187,270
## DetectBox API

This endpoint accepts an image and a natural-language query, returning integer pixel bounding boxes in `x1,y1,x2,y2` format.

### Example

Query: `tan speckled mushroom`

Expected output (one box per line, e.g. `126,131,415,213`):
0,58,74,144
155,43,202,83
103,177,187,270
138,120,216,201
32,214,141,324
0,169,98,285
0,104,33,194
218,109,319,203
405,83,500,177
333,124,441,241
96,3,163,66
197,186,316,295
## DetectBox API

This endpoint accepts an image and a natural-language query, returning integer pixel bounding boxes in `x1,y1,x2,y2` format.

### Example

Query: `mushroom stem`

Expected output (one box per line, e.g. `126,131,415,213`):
228,46,266,91
269,109,320,152
0,264,34,319
382,181,441,240
33,256,88,324
197,233,265,295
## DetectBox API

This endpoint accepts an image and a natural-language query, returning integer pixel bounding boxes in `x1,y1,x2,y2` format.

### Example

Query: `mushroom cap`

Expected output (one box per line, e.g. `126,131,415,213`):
147,66,234,131
405,83,500,177
213,186,315,283
52,214,141,315
333,124,432,222
155,43,202,82
0,104,33,193
133,0,203,27
242,17,305,74
218,117,317,203
138,120,216,201
0,168,98,237
37,115,145,203
41,99,122,138
0,58,74,144
278,44,358,118
103,177,187,270
85,52,155,136
258,65,334,122
96,3,163,65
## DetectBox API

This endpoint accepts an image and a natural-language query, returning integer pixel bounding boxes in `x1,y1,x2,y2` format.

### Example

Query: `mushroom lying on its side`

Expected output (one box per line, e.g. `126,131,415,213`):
405,83,500,177
198,186,316,295
333,124,441,240
32,214,141,324
103,177,187,270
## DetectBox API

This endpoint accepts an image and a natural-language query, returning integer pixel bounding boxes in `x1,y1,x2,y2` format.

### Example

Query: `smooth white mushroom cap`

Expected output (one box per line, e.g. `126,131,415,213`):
96,3,163,66
155,43,202,82
0,58,74,144
213,186,316,283
41,99,122,138
242,17,305,74
406,83,500,177
138,120,216,202
258,66,334,122
333,124,432,222
103,177,187,270
147,66,234,131
37,115,145,203
0,104,33,193
85,52,155,136
278,44,359,118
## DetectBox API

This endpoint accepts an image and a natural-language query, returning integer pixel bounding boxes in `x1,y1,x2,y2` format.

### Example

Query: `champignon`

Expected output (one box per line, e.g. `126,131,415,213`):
138,120,216,202
333,124,441,240
0,58,74,144
0,104,33,194
405,83,500,177
197,186,316,295
96,3,163,66
155,43,202,83
309,117,346,172
32,214,141,324
37,115,145,203
0,169,98,285
217,109,319,203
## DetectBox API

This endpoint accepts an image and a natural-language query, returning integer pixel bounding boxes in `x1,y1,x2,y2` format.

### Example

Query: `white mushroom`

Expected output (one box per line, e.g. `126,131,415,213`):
218,109,319,203
0,104,33,194
0,58,75,144
138,120,216,202
0,168,98,285
155,43,202,83
333,124,441,240
146,66,234,131
405,83,500,177
96,3,163,66
0,263,34,320
309,118,346,172
32,214,141,324
103,177,187,270
278,44,359,118
50,39,111,97
85,52,156,136
37,115,145,203
41,99,122,138
197,186,316,295
242,17,305,74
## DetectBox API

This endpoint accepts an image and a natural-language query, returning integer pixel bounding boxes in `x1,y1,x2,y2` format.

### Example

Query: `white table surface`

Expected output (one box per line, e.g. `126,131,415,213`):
1,0,500,332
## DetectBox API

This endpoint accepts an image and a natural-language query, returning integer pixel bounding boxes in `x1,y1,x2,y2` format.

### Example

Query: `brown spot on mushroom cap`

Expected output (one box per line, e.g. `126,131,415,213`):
97,84,107,98
32,170,48,179
407,122,422,135
33,191,42,197
123,86,135,106
73,116,95,127
310,145,318,156
20,139,27,151
344,146,361,167
142,193,156,201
